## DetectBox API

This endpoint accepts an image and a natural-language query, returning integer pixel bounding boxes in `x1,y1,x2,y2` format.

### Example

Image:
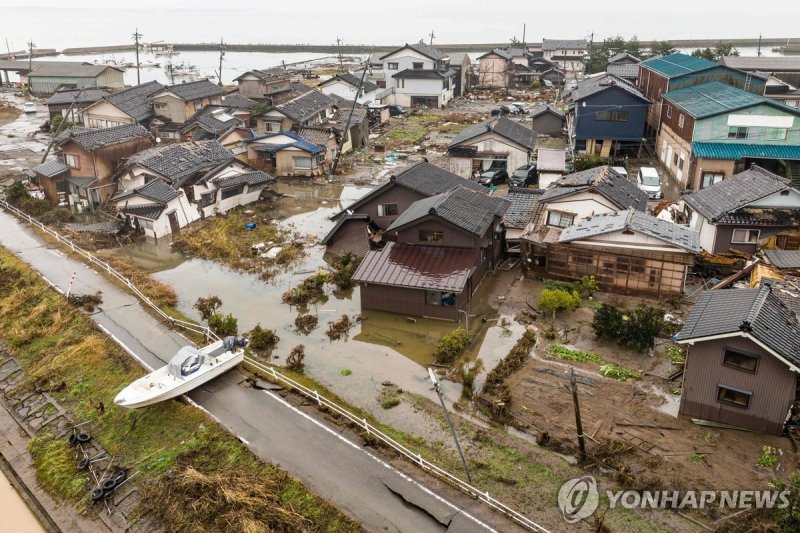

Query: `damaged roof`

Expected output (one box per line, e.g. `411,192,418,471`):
215,170,275,189
321,72,378,93
381,41,448,61
558,208,699,252
181,107,242,135
682,165,793,222
352,242,476,292
387,186,510,237
234,68,290,82
46,87,110,106
449,116,536,150
572,73,649,102
115,178,181,204
222,92,258,110
503,188,546,229
765,250,800,270
120,203,166,221
541,166,648,211
102,80,165,121
159,79,224,101
274,90,337,123
125,140,234,185
55,123,150,151
675,284,800,370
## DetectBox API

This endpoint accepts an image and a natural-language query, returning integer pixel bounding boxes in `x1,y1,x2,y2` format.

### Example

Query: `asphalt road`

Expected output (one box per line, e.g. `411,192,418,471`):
0,209,535,533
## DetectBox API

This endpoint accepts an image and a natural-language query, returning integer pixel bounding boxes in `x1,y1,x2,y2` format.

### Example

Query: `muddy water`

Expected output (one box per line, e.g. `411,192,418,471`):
0,469,45,533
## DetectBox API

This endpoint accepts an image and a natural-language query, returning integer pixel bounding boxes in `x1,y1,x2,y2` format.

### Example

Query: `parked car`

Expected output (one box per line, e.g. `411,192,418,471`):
501,104,520,115
637,167,662,199
511,102,528,114
509,164,538,188
22,102,37,113
611,166,628,179
387,105,405,117
478,169,508,187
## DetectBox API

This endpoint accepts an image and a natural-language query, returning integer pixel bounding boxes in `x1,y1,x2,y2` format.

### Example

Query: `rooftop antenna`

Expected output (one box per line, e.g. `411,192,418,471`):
217,38,225,86
429,30,436,46
132,28,142,85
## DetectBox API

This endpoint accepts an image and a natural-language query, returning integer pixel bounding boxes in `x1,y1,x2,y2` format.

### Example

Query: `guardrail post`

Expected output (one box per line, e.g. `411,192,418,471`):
314,391,321,406
363,418,369,435
417,453,423,466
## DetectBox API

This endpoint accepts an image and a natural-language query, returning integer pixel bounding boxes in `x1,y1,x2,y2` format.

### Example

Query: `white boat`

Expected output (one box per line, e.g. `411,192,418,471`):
114,337,246,409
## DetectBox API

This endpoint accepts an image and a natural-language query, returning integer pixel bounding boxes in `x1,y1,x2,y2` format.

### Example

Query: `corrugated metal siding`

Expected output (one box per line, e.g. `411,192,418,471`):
326,219,371,258
680,336,795,434
360,283,463,320
574,88,648,142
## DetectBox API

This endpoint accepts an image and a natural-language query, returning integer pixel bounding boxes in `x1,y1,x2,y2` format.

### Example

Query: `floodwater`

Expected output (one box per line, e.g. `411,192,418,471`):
0,469,45,533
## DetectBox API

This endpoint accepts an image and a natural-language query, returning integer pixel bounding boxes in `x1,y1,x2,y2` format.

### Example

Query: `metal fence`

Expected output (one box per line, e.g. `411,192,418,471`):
1,199,549,533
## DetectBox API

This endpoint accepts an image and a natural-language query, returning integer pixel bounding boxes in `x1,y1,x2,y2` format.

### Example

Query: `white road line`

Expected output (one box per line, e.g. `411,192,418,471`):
96,324,154,372
262,389,498,533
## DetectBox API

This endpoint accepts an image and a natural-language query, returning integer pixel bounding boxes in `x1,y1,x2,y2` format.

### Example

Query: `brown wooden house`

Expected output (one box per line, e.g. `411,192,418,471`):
41,124,152,207
352,186,509,320
675,285,800,434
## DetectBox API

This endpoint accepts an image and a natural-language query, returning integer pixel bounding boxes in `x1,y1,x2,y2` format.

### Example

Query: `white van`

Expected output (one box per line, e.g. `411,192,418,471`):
637,167,662,199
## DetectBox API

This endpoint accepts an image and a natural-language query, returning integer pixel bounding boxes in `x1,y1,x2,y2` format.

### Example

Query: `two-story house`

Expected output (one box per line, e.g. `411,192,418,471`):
570,74,650,157
447,116,536,178
377,41,455,108
318,72,379,104
476,49,513,89
234,69,292,101
352,186,509,320
81,81,165,129
682,165,800,255
46,87,110,124
256,90,338,134
542,39,586,74
150,80,225,141
636,53,767,138
657,81,800,188
675,285,800,434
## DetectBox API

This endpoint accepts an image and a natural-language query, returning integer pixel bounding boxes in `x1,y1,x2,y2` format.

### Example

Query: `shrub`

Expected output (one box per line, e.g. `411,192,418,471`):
282,272,329,306
433,327,469,364
340,369,352,376
543,279,578,292
574,155,606,171
286,345,305,372
592,303,665,352
248,324,279,351
547,343,603,364
208,312,238,336
329,253,361,291
592,303,625,339
599,363,642,381
194,296,223,321
757,445,780,468
666,345,685,363
538,289,580,319
531,79,541,89
578,275,597,296
381,397,400,409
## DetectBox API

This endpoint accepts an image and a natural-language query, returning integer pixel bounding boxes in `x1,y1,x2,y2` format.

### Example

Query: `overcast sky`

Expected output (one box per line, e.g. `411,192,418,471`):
2,1,799,49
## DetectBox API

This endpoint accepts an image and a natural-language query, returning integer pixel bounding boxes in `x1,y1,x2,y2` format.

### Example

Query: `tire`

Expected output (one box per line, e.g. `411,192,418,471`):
77,458,89,471
101,478,117,491
68,434,78,445
112,471,127,486
76,432,91,443
91,488,105,502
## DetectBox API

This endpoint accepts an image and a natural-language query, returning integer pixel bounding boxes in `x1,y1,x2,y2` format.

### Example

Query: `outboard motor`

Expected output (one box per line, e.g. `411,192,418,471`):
235,336,249,347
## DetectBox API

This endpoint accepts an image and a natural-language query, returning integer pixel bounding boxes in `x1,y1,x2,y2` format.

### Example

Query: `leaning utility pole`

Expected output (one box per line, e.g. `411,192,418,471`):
757,34,763,57
428,369,472,483
27,40,35,71
41,87,85,163
132,28,142,85
429,30,436,46
217,38,225,86
570,367,587,463
330,59,369,177
522,24,526,48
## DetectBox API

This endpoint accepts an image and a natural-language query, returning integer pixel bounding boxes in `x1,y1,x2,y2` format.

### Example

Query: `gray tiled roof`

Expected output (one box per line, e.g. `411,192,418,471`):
559,208,699,252
222,93,258,110
183,107,242,135
530,104,565,120
275,90,337,123
478,48,513,60
608,52,640,64
324,72,379,93
675,285,800,369
65,175,97,189
215,171,275,189
296,126,333,146
104,81,165,121
542,166,648,211
449,116,536,150
682,165,792,222
234,68,290,82
542,39,587,51
572,74,649,102
46,87,110,106
55,123,150,151
29,159,69,178
164,79,224,101
393,68,456,80
606,63,640,80
125,141,234,185
387,186,510,236
503,188,546,229
382,42,448,61
28,62,122,78
121,203,166,220
765,249,800,270
392,161,486,196
133,178,181,203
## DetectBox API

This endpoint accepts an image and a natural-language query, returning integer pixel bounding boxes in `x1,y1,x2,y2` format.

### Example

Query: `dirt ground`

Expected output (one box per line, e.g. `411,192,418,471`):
0,102,18,127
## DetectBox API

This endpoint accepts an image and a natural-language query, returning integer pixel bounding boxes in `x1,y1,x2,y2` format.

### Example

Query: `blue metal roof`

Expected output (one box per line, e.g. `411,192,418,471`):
692,142,800,160
640,53,717,78
663,81,798,119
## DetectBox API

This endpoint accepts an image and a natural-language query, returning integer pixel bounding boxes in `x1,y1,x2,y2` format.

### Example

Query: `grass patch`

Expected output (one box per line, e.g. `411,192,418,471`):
547,344,641,381
0,247,356,529
381,397,400,409
340,368,352,376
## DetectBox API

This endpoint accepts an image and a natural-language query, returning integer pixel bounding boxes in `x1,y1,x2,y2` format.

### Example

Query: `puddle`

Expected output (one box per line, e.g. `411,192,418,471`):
472,315,526,394
648,385,681,417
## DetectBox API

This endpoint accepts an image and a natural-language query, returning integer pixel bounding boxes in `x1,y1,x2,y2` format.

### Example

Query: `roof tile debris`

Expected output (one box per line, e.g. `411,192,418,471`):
125,140,234,185
503,188,546,229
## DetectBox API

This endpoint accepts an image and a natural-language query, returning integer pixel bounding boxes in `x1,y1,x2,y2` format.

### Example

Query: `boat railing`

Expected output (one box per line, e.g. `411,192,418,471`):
0,199,220,343
1,198,548,533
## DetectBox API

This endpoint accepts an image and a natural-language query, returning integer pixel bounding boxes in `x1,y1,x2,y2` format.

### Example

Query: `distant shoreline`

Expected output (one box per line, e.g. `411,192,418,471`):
2,37,798,60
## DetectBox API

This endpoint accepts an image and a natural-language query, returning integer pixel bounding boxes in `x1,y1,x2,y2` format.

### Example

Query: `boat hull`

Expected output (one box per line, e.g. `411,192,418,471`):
114,349,243,409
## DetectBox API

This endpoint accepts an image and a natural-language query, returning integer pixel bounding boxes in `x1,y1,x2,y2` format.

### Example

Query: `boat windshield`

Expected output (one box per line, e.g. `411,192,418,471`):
167,347,204,378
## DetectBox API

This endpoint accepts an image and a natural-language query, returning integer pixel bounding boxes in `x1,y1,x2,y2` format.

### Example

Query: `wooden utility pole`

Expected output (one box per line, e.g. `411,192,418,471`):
758,34,762,57
132,29,142,85
429,30,436,46
330,59,369,177
336,37,344,72
27,40,35,71
522,24,526,48
570,367,587,462
217,38,225,86
428,369,472,483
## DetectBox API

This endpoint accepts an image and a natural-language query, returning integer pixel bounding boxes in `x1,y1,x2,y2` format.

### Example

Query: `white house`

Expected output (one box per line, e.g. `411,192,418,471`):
377,41,456,108
447,116,536,178
542,39,586,75
318,72,379,105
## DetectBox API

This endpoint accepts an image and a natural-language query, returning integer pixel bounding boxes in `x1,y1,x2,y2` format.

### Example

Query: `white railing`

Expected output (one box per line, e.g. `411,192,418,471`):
0,199,219,343
1,199,549,533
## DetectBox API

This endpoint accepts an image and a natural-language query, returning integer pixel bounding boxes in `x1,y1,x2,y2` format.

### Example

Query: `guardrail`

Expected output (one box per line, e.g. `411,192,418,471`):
1,200,549,533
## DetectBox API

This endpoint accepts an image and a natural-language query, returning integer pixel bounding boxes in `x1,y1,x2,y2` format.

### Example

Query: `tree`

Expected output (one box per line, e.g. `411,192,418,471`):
249,102,270,125
510,36,522,46
692,42,741,61
691,48,716,61
537,289,580,320
194,296,223,321
625,35,642,58
649,40,677,57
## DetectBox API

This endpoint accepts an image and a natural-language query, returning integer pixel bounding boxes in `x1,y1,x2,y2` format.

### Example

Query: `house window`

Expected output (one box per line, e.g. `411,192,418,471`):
63,153,79,169
419,230,444,243
377,203,398,217
678,114,685,128
387,62,398,70
201,192,215,207
154,102,167,111
677,155,685,171
701,172,724,188
265,121,280,133
398,79,405,89
673,153,679,166
731,229,760,244
722,348,759,373
293,156,313,169
426,291,456,307
221,185,244,200
412,62,423,70
717,385,751,409
767,127,789,140
594,110,628,122
728,126,748,139
194,101,203,110
547,211,575,228
666,105,672,119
